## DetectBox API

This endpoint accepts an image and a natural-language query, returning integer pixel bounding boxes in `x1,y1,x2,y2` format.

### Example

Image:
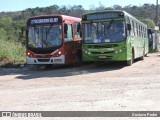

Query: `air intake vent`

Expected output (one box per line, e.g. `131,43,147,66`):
37,59,50,62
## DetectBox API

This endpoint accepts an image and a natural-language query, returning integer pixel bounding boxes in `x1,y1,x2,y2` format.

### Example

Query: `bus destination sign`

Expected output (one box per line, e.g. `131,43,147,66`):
29,17,61,25
85,12,123,21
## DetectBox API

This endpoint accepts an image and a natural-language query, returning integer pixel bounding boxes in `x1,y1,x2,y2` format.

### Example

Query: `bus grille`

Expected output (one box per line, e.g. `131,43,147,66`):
37,59,50,62
88,44,118,49
91,51,114,54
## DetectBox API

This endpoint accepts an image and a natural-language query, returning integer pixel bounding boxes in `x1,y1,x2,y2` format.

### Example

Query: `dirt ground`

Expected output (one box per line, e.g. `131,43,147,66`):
0,52,160,120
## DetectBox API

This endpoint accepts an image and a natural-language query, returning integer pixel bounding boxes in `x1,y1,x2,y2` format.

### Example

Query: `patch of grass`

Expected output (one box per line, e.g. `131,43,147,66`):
0,38,25,67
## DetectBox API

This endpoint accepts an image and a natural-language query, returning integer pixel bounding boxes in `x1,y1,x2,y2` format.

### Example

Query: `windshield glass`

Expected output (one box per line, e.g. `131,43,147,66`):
27,25,62,48
83,21,126,43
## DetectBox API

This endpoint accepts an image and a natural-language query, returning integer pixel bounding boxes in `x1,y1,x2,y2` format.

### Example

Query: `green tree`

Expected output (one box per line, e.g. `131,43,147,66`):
0,17,12,31
141,19,155,28
0,28,7,40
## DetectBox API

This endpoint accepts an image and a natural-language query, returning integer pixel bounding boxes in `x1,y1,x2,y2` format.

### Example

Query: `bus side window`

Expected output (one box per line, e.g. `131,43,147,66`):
64,24,73,42
136,23,139,37
64,24,68,35
131,20,135,36
74,22,81,38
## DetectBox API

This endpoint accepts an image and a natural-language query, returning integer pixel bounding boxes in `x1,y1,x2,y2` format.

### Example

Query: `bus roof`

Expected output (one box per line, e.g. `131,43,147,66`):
83,10,124,15
28,14,81,22
82,10,147,27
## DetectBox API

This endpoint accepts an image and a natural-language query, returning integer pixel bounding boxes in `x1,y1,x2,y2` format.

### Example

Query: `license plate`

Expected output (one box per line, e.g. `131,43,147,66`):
98,56,106,59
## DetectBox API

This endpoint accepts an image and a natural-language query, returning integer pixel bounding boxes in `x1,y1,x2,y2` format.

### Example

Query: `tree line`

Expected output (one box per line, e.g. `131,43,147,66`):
0,3,159,25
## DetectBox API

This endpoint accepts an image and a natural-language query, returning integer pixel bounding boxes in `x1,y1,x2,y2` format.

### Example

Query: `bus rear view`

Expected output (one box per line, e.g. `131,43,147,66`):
26,15,82,66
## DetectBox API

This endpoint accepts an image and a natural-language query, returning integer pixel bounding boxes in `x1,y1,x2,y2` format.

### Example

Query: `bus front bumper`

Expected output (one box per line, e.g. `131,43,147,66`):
26,55,65,65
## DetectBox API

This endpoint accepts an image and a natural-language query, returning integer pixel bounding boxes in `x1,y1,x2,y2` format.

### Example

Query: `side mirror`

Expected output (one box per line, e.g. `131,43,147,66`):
79,31,82,38
77,23,81,32
64,24,68,34
77,23,82,37
127,24,131,31
147,29,152,34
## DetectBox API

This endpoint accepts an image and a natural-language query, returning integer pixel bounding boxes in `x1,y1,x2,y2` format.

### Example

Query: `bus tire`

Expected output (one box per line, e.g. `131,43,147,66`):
127,59,132,66
45,64,53,69
145,53,148,57
139,50,145,60
127,50,134,66
95,61,107,66
74,51,82,66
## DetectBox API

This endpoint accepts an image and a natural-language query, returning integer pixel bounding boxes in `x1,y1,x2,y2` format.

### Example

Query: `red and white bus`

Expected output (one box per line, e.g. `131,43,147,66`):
26,14,82,66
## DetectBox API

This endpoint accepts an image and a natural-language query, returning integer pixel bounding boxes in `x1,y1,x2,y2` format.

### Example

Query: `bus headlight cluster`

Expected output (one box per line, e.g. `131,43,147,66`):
115,49,123,54
58,51,62,54
119,49,122,53
115,51,118,54
27,52,31,56
85,51,91,55
27,52,33,57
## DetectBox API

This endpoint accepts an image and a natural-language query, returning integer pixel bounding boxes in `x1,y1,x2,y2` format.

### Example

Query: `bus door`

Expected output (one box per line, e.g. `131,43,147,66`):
64,23,76,64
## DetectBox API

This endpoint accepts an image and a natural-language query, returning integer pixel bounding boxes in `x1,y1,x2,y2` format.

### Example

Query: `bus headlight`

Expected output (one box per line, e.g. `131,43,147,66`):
115,51,118,54
119,49,122,53
88,52,91,55
27,52,31,56
27,52,33,57
58,51,62,54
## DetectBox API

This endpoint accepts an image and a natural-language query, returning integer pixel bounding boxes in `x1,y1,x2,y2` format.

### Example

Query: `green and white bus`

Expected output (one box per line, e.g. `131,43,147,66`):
82,10,148,65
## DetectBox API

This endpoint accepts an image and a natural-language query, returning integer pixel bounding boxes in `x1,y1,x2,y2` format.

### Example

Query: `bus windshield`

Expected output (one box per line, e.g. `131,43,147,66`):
27,25,62,48
83,21,126,43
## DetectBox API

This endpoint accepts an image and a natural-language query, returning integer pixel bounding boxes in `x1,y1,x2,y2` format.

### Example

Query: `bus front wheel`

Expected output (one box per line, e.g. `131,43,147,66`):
139,50,145,60
74,51,82,67
127,51,134,66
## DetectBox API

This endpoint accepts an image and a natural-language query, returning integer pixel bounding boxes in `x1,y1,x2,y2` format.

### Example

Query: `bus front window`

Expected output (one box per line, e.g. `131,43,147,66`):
28,25,62,48
83,21,126,43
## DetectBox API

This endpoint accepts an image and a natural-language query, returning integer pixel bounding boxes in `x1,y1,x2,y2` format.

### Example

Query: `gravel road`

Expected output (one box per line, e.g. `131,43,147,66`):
0,52,160,120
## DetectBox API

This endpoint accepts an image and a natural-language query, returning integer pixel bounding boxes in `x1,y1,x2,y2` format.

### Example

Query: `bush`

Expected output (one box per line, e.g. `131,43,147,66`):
0,28,25,67
0,17,26,67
